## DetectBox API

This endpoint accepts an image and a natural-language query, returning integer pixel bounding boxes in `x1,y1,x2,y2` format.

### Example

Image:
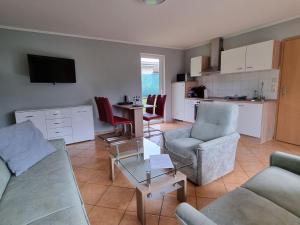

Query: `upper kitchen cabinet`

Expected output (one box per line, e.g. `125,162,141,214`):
245,40,281,72
221,46,246,74
190,56,209,77
221,40,280,74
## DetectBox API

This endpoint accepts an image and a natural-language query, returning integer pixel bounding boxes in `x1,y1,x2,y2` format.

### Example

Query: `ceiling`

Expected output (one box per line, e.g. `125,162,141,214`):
0,0,300,49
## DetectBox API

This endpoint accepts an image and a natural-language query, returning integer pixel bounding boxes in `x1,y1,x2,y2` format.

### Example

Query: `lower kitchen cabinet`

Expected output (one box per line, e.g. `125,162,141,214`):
184,99,198,123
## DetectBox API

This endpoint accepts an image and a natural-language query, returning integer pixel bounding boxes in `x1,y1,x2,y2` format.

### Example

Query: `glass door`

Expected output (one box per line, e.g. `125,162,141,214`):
140,53,165,122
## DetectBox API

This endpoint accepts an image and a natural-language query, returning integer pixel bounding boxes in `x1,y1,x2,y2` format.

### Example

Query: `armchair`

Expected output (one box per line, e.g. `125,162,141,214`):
163,102,240,185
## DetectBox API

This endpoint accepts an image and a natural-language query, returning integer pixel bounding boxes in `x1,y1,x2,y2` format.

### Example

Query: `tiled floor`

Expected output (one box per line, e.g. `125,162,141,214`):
67,122,300,225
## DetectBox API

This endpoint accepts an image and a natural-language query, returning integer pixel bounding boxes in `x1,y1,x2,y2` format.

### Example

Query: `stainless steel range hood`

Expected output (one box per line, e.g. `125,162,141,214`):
202,37,223,74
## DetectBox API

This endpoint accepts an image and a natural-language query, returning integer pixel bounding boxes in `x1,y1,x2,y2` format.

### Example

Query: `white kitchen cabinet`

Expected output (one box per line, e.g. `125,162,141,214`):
15,105,94,144
221,46,246,74
184,99,197,123
236,103,263,138
221,40,280,74
190,56,209,77
172,82,185,120
246,40,280,72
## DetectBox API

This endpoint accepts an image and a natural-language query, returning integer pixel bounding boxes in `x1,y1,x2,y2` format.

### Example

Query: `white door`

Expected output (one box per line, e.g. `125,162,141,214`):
246,40,274,72
141,53,165,122
172,82,185,120
15,111,48,138
184,99,196,123
190,56,203,77
221,47,246,74
237,103,263,138
71,106,94,142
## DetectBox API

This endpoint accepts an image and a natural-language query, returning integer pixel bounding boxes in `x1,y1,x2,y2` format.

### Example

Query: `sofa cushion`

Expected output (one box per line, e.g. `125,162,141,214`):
191,102,238,141
242,166,300,217
0,139,88,225
201,187,300,225
165,137,203,167
0,121,55,176
0,158,11,199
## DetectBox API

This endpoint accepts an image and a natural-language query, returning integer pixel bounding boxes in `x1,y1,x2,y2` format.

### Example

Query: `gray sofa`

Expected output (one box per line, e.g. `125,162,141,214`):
176,151,300,225
0,139,90,225
164,102,240,185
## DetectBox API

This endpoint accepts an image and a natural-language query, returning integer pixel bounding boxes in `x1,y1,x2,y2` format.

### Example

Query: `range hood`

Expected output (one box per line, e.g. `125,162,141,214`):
202,37,223,74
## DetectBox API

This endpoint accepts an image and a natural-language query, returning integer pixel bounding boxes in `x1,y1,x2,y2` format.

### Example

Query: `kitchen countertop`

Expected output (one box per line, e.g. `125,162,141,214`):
185,97,277,104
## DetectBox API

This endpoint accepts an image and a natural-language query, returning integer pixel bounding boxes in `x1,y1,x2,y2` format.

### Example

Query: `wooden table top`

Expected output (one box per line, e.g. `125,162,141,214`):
113,104,143,110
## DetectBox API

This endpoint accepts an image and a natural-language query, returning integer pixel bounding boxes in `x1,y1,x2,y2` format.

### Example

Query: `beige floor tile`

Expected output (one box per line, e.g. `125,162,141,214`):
112,172,134,188
97,186,135,210
195,179,227,198
196,197,216,210
80,183,108,205
84,204,94,214
119,211,159,225
161,195,196,218
74,167,99,183
88,206,124,225
158,216,178,225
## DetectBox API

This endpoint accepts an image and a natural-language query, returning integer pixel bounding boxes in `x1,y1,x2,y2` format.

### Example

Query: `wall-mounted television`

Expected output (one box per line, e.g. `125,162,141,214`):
27,54,76,83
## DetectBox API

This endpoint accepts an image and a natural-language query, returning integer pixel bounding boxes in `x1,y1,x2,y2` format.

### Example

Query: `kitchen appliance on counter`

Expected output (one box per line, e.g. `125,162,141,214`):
187,85,207,98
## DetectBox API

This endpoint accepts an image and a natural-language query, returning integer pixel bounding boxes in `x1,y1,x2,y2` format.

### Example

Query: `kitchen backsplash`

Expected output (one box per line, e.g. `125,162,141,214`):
198,70,279,99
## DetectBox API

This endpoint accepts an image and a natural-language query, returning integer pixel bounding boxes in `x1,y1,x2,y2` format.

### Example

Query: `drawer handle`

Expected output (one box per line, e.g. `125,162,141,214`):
55,132,60,134
77,111,86,113
238,105,244,107
54,123,60,125
25,116,34,118
247,66,253,69
236,67,243,70
53,113,58,116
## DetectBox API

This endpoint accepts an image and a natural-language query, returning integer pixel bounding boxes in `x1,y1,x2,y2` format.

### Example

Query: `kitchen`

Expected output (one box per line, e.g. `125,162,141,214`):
172,39,280,144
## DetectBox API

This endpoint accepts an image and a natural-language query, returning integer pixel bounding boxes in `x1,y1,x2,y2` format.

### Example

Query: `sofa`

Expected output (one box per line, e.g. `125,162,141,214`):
163,102,240,185
176,151,300,225
0,139,90,225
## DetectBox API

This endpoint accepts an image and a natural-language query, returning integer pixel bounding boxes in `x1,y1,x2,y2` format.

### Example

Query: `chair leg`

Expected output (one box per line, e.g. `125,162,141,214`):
148,121,151,137
129,123,133,138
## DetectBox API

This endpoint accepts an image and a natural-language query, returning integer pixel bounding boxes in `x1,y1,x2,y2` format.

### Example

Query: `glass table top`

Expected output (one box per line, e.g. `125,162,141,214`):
109,138,192,185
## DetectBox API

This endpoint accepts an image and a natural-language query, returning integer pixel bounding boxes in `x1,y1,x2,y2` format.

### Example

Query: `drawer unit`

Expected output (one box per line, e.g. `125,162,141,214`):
46,118,72,129
45,108,71,120
47,127,73,139
15,105,94,144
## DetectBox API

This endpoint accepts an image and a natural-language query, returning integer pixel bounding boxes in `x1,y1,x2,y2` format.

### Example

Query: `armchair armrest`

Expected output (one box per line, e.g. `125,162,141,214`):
197,132,240,151
270,151,300,175
163,125,192,143
176,203,217,225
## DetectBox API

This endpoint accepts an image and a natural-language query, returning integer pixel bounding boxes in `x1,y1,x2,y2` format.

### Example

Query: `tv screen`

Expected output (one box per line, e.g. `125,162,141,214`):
28,54,76,83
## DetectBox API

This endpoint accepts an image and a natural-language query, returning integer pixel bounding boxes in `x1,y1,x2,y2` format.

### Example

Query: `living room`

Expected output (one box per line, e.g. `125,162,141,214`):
0,1,300,225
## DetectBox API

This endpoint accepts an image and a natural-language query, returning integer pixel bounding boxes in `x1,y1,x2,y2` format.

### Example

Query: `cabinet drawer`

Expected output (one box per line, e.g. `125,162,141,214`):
46,118,72,129
45,109,71,119
47,127,73,138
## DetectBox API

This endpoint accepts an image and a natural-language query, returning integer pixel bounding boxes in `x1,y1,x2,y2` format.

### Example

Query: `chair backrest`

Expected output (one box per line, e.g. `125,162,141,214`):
94,97,107,122
102,98,114,125
155,95,166,117
145,95,156,114
191,102,239,141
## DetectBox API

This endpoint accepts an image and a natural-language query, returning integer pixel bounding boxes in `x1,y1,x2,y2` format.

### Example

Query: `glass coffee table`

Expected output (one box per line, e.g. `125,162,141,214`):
108,138,191,225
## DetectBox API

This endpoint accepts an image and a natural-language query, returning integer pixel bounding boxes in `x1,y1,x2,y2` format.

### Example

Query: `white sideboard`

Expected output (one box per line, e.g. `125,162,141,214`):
15,105,95,144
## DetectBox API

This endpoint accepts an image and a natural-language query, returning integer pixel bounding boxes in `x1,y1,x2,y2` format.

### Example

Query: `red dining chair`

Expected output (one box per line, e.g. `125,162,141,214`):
102,97,133,138
95,97,106,122
145,95,156,114
143,95,166,137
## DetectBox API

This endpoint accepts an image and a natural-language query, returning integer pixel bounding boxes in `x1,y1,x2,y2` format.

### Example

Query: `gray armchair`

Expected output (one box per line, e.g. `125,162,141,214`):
163,102,240,185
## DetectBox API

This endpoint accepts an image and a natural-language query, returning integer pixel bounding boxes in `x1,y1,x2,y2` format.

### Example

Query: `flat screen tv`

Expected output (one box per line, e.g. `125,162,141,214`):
28,54,76,83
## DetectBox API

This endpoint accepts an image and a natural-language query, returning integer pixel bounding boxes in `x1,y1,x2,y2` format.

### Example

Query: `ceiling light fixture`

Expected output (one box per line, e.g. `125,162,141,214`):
142,0,166,5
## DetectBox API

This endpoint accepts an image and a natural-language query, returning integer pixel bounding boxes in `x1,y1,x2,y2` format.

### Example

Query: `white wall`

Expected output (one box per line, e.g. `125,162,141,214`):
198,70,279,99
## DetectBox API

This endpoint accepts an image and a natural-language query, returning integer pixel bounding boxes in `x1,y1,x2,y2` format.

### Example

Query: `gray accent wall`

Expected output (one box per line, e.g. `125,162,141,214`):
184,17,300,72
0,29,184,130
